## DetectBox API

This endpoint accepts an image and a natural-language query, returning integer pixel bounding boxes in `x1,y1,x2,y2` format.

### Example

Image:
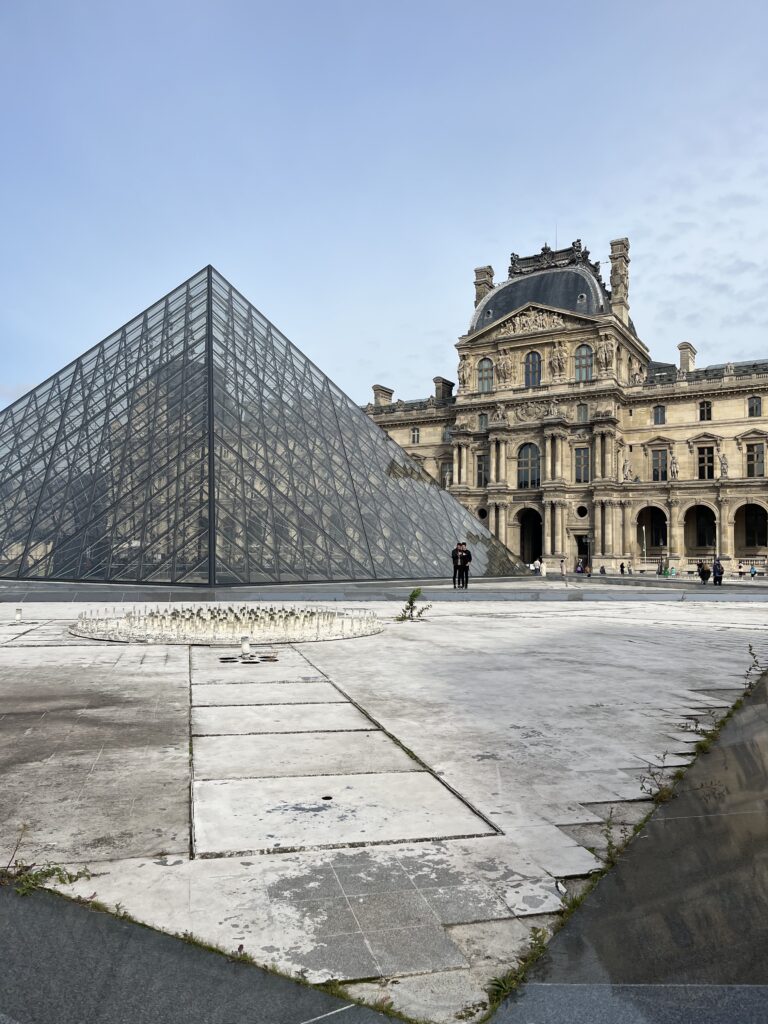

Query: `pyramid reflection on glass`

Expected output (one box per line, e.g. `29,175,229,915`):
0,268,525,585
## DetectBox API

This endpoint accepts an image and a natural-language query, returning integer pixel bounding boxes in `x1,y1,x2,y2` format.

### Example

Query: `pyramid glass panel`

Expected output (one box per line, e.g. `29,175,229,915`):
0,267,524,585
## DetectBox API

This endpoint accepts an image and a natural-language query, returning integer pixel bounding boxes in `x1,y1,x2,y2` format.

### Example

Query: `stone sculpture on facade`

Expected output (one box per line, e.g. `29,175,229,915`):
548,341,567,378
622,458,632,481
495,349,515,385
719,453,729,478
494,308,566,338
490,403,507,424
670,452,679,479
457,356,470,392
597,336,614,372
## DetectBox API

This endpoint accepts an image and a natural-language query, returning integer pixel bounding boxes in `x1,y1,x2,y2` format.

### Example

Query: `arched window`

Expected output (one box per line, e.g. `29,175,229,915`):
699,400,712,422
517,443,541,489
653,405,666,425
748,395,762,418
524,351,542,387
477,358,494,393
574,345,593,382
478,413,488,431
576,403,589,423
410,426,420,444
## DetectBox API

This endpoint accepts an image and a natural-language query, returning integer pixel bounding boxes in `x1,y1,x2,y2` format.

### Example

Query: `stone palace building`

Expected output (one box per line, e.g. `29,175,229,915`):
365,239,768,572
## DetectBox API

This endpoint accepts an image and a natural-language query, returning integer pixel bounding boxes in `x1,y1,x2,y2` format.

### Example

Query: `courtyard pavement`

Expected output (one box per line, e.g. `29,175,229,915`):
1,581,767,1021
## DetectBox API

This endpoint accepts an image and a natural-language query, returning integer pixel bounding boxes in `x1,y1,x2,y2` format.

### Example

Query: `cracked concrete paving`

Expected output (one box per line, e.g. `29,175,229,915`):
1,595,767,1023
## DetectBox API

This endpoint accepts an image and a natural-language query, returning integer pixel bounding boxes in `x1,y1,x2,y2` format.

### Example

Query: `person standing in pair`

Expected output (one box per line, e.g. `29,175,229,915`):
451,541,461,588
458,542,472,589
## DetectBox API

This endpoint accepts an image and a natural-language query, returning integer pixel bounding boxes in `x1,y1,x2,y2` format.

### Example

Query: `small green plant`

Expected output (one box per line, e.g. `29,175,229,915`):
395,588,432,622
601,811,631,867
1,824,90,896
486,927,549,1005
639,753,676,804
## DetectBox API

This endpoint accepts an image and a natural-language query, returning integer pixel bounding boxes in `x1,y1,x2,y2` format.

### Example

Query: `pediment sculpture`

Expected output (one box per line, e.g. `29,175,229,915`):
492,308,567,338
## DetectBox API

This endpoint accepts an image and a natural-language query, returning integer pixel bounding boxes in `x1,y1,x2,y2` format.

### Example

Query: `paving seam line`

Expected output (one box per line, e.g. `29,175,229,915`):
295,1006,357,1024
293,644,505,837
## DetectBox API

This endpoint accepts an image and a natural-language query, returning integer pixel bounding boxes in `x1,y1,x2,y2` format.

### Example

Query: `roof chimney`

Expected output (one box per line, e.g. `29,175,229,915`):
677,342,697,374
473,266,494,308
609,238,630,326
433,377,454,401
372,384,394,406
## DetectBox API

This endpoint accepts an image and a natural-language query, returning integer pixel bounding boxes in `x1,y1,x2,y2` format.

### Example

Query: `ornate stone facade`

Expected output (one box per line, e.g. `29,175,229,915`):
366,238,768,571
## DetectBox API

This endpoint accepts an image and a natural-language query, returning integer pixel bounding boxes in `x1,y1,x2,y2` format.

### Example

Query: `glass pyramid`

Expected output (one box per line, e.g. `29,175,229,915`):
0,267,524,585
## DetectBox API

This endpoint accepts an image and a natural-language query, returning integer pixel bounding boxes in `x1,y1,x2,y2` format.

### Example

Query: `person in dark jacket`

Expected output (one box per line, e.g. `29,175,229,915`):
458,543,472,589
712,559,724,586
451,542,461,588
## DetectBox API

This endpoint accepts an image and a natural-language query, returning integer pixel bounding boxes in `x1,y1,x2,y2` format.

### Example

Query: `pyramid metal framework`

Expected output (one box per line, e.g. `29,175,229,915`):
0,267,523,585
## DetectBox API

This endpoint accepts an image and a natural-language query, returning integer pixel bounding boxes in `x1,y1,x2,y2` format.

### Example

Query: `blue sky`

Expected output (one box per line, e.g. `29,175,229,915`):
2,0,767,408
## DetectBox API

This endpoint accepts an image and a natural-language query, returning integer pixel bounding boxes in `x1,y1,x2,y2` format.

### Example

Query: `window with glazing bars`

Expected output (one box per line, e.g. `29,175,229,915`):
698,446,714,479
653,405,666,425
748,396,762,417
477,359,494,393
747,443,765,477
410,426,420,444
575,446,590,483
652,449,668,481
517,443,540,489
524,351,541,387
574,345,593,382
476,453,490,487
699,400,712,421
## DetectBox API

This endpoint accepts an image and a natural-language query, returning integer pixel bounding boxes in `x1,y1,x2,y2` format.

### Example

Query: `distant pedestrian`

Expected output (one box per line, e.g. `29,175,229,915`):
560,558,565,576
712,559,724,586
458,542,472,589
540,559,547,578
738,561,745,578
750,564,758,581
599,565,606,575
627,562,633,575
700,563,711,584
451,541,461,588
533,558,541,576
620,562,625,575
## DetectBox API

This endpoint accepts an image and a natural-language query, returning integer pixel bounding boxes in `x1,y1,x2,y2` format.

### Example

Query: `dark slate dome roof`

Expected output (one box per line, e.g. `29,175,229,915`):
470,265,610,333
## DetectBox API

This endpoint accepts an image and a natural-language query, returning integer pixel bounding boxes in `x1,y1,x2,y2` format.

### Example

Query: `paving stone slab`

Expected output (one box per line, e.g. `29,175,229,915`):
191,703,373,736
193,772,494,854
365,924,468,976
193,730,417,779
191,681,343,706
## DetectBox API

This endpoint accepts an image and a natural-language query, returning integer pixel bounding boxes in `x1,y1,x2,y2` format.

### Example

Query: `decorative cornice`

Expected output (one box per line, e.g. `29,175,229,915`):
508,239,604,284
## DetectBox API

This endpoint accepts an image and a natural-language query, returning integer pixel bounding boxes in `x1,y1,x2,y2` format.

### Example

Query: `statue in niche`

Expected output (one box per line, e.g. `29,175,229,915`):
491,402,507,423
495,349,515,385
597,336,614,371
719,453,729,478
457,356,470,391
548,341,567,378
670,453,679,479
622,458,632,481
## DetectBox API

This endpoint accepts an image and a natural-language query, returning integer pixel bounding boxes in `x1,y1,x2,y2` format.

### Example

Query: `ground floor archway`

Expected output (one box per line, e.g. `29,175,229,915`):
683,504,717,558
734,503,768,560
636,506,667,560
518,508,542,565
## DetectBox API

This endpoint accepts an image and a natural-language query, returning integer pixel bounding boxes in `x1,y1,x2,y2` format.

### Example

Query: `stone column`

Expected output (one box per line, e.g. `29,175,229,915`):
543,436,551,483
604,500,614,555
622,501,631,556
593,436,602,481
509,515,521,557
499,505,507,547
719,499,732,559
558,501,567,555
594,501,603,556
543,501,552,556
499,441,507,483
551,503,560,556
490,441,497,484
554,435,562,479
453,445,460,485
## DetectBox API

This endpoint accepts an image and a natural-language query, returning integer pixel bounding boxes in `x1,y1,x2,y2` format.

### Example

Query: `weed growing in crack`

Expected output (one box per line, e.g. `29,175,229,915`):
486,927,549,1005
395,588,432,622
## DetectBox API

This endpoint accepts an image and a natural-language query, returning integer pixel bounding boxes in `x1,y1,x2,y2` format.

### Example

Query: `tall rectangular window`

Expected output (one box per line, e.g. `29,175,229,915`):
699,400,712,421
653,405,666,425
747,443,765,478
698,446,714,480
575,447,590,484
476,454,490,488
410,426,420,444
440,461,453,488
652,449,668,481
